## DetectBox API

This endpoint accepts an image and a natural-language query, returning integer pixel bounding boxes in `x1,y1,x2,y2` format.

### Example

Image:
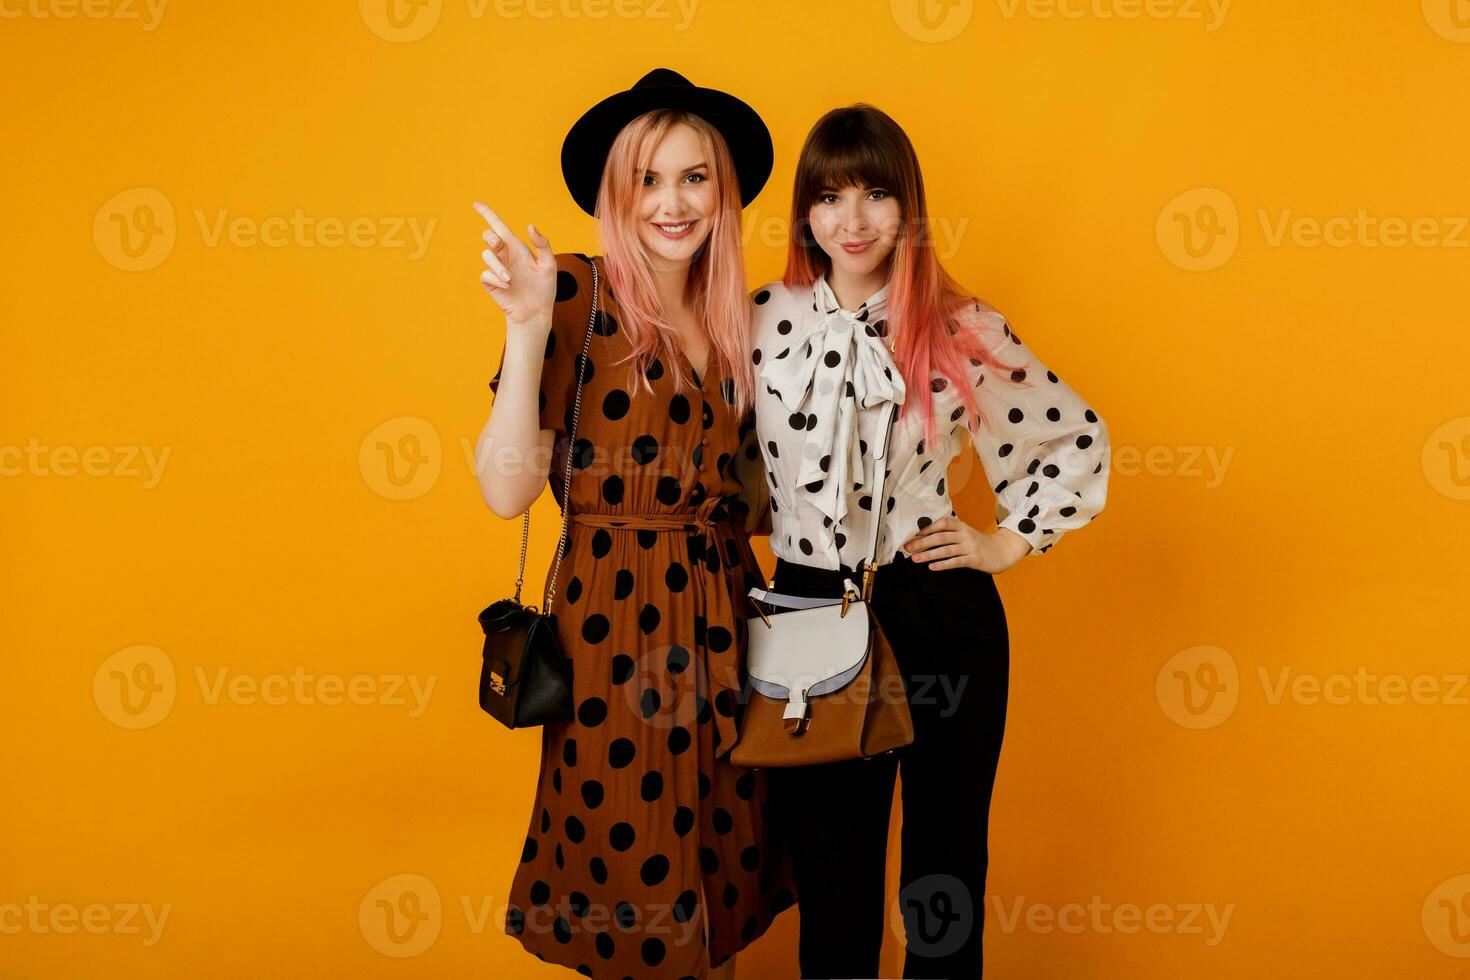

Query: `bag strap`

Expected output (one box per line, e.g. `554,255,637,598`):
856,400,899,599
747,585,855,611
510,257,601,615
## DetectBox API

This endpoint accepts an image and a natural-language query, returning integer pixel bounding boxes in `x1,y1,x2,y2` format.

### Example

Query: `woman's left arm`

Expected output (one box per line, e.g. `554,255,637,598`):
904,305,1110,572
730,414,773,537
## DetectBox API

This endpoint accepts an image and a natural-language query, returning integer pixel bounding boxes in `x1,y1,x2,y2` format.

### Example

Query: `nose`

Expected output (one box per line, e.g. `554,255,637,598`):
653,185,694,218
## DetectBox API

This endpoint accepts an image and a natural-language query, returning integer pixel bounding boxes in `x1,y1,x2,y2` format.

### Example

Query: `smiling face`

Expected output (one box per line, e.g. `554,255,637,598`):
806,182,903,283
634,121,718,270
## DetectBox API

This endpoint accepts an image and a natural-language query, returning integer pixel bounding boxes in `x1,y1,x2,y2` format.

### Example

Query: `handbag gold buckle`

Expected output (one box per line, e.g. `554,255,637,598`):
487,670,507,696
840,587,860,618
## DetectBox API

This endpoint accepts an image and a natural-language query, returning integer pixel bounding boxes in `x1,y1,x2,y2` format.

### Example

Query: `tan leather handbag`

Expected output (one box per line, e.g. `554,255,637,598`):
730,402,915,767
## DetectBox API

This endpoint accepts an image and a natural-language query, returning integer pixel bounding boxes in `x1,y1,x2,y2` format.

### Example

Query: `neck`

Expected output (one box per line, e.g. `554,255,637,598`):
651,258,692,316
826,259,890,311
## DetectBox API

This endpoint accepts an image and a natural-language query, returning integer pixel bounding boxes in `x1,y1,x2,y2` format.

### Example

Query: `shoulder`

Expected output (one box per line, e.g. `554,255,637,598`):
953,294,1008,333
545,252,601,341
749,279,808,335
750,279,808,310
552,252,598,301
951,294,1021,355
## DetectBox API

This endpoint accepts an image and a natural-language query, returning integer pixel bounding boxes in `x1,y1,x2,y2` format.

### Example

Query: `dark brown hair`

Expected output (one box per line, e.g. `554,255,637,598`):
784,104,1023,442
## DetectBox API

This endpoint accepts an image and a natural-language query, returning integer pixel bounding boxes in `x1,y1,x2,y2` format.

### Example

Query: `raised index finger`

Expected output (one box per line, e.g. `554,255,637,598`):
472,201,515,242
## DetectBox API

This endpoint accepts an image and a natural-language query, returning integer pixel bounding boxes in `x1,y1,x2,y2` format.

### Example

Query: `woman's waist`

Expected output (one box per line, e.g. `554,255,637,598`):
769,491,960,534
761,516,913,575
567,496,741,532
772,549,988,599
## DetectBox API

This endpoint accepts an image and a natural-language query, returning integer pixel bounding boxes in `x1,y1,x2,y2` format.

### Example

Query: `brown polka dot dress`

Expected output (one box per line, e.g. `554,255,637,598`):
488,253,794,978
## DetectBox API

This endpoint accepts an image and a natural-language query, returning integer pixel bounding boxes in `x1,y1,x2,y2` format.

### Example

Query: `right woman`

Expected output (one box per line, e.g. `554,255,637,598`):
474,69,793,979
740,104,1112,978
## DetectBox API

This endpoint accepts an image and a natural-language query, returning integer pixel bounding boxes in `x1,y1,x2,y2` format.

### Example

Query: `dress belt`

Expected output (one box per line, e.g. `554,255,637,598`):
567,495,730,532
571,514,716,530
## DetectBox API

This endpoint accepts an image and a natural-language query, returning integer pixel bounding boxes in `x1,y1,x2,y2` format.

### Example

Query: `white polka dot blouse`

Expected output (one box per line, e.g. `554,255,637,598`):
736,275,1110,571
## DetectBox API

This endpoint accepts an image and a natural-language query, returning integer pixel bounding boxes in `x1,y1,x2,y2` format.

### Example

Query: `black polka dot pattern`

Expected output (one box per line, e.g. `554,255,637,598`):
494,255,793,976
743,278,1109,566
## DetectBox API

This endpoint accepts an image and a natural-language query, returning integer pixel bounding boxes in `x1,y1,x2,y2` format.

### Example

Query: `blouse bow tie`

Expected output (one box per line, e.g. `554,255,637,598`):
758,276,907,529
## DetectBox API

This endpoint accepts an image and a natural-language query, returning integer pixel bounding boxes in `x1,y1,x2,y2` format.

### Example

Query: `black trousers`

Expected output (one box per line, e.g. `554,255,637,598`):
764,551,1010,979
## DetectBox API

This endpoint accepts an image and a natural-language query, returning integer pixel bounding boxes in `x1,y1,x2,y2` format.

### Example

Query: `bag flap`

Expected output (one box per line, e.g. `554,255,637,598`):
482,612,558,689
745,600,870,698
479,599,537,636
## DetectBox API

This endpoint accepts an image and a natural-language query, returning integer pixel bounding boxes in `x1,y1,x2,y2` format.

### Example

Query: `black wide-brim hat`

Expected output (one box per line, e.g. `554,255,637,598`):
561,68,773,216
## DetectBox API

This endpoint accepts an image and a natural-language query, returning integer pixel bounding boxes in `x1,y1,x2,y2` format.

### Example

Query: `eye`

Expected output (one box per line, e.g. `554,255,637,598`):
642,174,658,186
867,188,890,201
818,192,840,205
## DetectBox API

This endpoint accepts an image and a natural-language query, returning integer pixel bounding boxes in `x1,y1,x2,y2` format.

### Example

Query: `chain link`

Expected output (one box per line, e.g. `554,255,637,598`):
511,507,531,605
509,258,600,615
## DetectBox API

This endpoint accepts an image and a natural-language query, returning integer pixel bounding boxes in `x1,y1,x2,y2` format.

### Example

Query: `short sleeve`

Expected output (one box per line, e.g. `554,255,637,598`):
488,253,594,436
963,305,1110,557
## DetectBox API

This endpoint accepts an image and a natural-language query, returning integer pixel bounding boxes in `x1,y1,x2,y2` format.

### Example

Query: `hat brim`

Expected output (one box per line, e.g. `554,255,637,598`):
561,84,773,217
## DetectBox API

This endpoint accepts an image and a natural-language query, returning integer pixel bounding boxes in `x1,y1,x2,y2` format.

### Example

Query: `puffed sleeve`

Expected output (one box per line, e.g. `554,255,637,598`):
730,412,772,537
488,253,594,436
963,303,1110,556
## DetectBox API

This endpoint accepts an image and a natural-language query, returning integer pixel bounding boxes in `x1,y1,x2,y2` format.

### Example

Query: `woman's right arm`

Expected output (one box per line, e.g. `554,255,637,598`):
471,202,559,518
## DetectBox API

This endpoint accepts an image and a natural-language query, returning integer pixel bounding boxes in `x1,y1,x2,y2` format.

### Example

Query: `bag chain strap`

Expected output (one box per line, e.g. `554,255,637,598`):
510,258,601,616
513,499,531,602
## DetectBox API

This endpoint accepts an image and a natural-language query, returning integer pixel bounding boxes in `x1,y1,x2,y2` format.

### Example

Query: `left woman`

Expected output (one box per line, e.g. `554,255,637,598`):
473,69,792,978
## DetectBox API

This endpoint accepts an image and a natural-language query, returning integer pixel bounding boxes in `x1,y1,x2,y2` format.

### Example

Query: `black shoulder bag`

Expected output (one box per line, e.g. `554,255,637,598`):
477,258,600,729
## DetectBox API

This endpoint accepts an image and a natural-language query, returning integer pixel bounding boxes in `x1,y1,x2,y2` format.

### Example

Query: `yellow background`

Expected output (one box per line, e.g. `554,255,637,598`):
5,0,1470,976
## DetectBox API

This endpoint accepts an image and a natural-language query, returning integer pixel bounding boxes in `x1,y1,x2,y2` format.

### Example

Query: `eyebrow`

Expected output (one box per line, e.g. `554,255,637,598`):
644,163,710,177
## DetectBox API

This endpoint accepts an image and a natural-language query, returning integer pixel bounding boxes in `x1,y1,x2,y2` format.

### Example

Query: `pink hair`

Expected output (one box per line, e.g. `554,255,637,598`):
594,110,755,416
784,104,1025,446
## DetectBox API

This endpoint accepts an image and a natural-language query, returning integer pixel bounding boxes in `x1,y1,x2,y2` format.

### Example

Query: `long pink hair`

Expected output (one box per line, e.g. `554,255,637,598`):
595,109,755,415
784,104,1024,445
